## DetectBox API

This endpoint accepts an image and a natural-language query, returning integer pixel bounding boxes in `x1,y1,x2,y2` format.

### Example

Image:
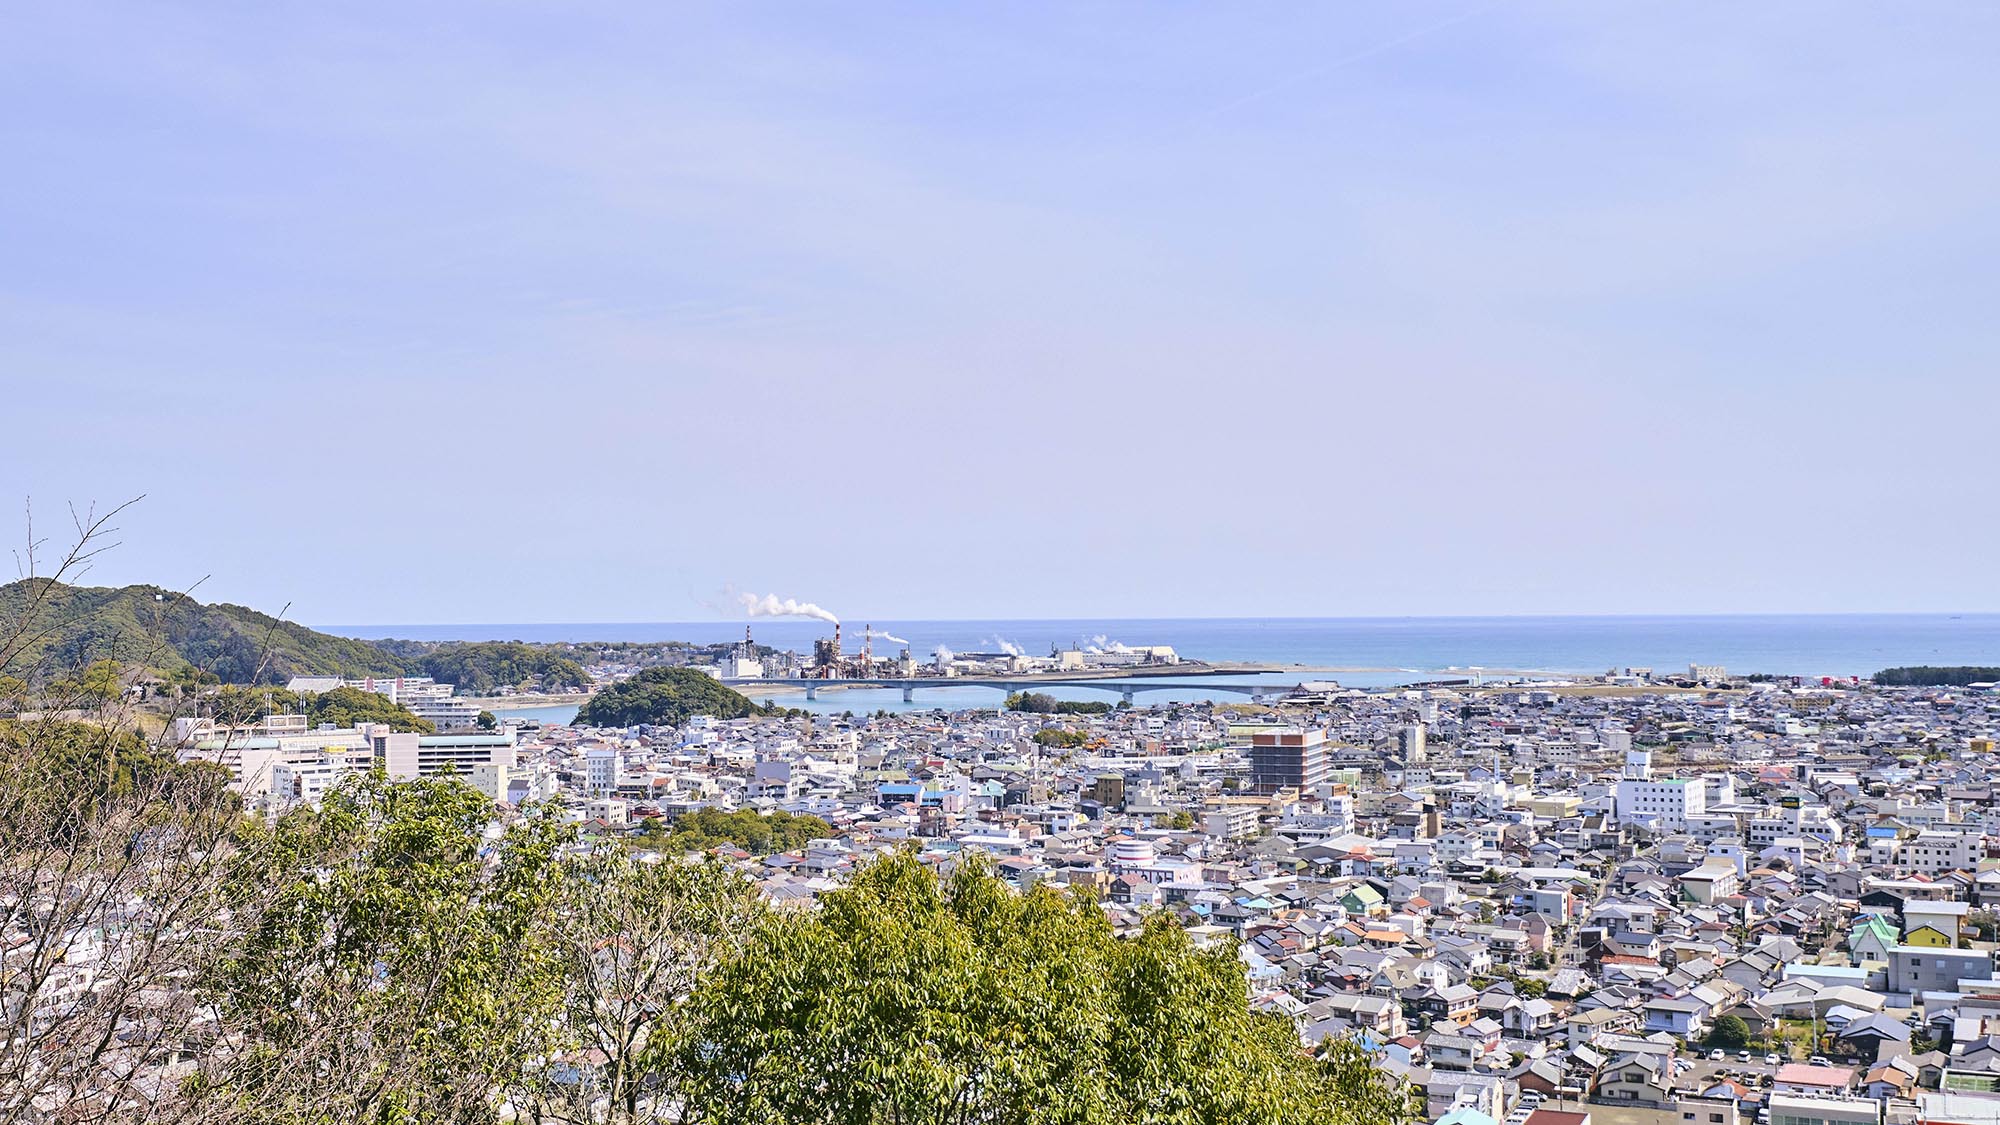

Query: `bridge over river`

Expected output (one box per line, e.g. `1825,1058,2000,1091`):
721,675,1307,704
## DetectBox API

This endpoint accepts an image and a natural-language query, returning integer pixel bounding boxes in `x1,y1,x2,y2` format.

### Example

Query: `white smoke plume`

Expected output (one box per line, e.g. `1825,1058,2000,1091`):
934,645,955,663
1085,634,1133,655
740,591,839,625
986,637,1025,657
872,629,912,646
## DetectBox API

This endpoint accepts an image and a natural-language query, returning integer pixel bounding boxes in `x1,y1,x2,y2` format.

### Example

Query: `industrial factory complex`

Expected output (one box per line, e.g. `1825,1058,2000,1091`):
715,622,1182,682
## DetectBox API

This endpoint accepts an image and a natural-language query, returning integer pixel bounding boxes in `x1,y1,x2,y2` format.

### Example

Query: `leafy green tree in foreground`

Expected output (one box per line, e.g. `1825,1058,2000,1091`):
674,851,1409,1125
204,773,570,1124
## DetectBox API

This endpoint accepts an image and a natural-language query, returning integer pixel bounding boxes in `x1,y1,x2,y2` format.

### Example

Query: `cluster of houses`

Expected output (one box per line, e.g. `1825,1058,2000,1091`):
123,673,2000,1125
531,676,2000,1125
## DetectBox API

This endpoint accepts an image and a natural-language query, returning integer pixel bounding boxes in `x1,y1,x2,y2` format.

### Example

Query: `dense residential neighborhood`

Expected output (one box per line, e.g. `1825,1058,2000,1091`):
160,674,2000,1125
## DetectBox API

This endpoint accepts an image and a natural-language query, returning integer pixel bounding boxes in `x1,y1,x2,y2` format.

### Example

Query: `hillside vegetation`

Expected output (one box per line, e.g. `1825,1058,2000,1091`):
367,639,591,694
572,666,761,727
204,684,435,732
0,581,605,692
0,579,406,685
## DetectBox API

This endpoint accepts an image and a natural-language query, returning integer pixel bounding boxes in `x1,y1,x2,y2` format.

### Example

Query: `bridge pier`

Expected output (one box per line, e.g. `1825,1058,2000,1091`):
805,686,817,701
902,687,914,703
1121,688,1134,705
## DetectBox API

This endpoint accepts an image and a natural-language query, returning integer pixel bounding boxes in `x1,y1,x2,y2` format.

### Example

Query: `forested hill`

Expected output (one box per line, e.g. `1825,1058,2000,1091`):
0,579,407,685
0,581,698,693
367,639,591,695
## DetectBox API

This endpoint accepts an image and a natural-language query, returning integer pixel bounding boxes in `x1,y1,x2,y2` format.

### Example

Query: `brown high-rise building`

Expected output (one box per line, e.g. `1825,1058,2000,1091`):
1249,728,1329,795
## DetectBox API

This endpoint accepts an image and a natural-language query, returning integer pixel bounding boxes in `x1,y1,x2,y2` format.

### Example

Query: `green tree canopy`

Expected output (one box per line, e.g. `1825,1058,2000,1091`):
0,717,232,845
306,685,437,731
1006,692,1113,715
202,684,434,732
76,658,126,705
673,850,1412,1125
401,640,592,695
1874,666,2000,686
665,807,830,855
1706,1014,1752,1050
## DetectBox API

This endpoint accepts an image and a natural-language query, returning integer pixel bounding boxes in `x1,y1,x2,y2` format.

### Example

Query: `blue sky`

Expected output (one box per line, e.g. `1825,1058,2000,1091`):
3,3,1996,624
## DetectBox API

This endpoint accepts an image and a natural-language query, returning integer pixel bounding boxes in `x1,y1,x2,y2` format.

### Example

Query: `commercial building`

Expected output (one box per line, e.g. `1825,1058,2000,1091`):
369,730,516,800
1765,1094,1880,1125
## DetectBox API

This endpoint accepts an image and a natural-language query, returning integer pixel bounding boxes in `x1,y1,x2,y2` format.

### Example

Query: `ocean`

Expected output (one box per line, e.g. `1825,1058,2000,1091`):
320,615,2000,720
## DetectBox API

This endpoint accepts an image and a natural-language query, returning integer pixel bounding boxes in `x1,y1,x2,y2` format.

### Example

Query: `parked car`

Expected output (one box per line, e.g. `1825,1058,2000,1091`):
1809,1056,1831,1066
1765,1054,1782,1066
1710,1048,1726,1060
1739,1050,1752,1061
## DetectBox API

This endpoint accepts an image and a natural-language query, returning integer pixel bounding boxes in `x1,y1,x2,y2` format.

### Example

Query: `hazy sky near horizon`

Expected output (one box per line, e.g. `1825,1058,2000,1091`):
4,3,1998,624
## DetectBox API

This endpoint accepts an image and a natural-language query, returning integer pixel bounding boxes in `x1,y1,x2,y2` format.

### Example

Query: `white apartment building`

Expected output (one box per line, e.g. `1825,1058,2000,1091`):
585,746,621,797
1399,723,1427,763
1749,805,1844,846
406,696,485,733
1877,828,1984,875
267,748,377,809
1701,773,1738,806
1205,799,1262,840
1614,777,1708,832
1323,791,1355,834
